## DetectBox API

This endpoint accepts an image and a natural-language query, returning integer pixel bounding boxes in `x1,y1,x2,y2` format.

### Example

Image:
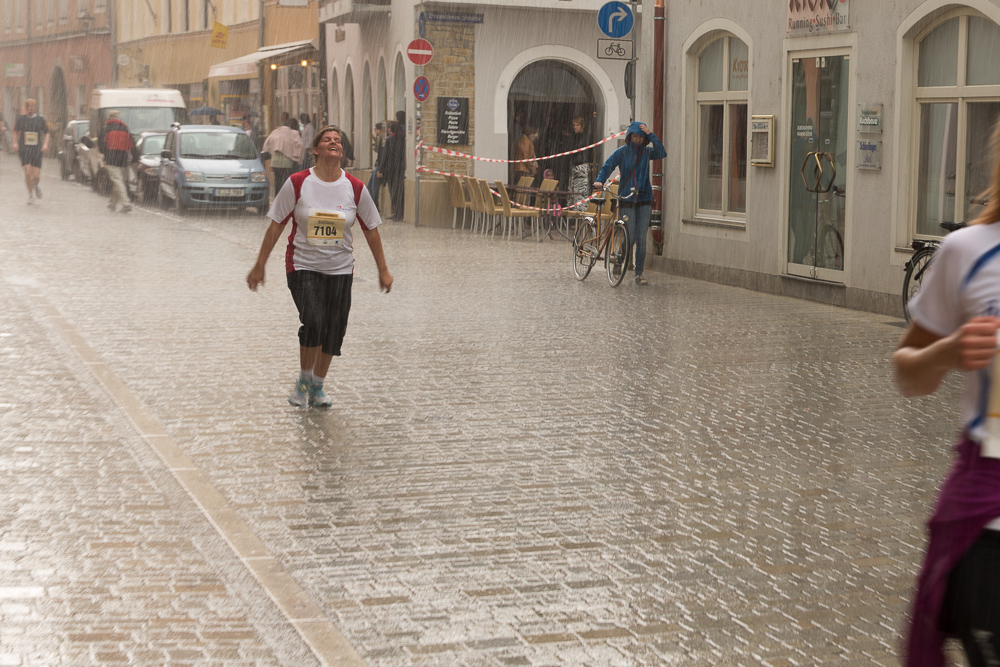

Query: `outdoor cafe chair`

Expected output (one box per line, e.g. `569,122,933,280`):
463,176,486,234
446,175,472,230
495,180,540,241
477,179,503,236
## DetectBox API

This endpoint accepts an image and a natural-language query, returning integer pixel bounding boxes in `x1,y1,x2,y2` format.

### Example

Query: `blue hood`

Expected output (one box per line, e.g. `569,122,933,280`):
626,121,649,146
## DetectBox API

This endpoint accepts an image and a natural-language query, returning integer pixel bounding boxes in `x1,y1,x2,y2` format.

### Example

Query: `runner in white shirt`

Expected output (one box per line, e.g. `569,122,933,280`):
895,120,1000,666
247,125,393,407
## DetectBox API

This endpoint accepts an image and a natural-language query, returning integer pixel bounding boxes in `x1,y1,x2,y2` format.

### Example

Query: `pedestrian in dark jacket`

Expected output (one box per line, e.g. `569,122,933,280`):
378,120,405,220
99,110,135,213
593,121,667,285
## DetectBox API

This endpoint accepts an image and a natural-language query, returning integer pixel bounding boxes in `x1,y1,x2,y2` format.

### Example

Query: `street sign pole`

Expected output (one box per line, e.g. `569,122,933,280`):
415,64,421,227
406,38,434,227
630,0,638,122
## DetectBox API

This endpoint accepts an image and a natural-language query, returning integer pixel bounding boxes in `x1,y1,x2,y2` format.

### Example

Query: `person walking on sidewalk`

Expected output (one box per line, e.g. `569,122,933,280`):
262,118,304,197
895,119,1000,667
379,120,405,220
12,98,49,205
593,122,666,286
98,110,135,213
246,125,393,408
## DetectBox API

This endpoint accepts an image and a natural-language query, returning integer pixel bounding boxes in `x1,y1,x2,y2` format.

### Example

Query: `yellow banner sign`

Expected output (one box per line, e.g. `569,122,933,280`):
210,22,229,49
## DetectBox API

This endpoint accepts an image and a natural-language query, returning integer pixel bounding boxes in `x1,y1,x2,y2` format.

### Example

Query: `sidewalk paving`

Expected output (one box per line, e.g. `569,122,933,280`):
0,153,970,665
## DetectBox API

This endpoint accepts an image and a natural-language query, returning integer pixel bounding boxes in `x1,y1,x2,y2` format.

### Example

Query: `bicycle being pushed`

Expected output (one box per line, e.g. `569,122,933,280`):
572,184,631,287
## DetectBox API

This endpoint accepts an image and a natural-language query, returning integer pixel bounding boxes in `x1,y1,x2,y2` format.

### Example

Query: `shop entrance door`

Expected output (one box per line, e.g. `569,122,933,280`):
787,53,850,280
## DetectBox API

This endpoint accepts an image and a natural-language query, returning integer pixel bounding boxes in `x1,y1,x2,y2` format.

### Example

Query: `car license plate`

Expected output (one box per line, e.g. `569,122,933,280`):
214,188,244,198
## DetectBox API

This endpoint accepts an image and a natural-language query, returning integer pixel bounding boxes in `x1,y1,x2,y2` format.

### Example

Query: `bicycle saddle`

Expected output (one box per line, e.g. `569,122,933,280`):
591,196,606,205
940,221,966,232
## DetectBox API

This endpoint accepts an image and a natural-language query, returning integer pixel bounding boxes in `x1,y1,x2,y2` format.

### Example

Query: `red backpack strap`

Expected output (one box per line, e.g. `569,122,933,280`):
345,172,372,229
289,169,310,205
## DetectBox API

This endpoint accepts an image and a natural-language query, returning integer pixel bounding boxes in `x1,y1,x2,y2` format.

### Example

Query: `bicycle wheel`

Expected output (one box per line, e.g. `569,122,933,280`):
573,218,598,280
902,247,936,322
818,224,844,271
605,221,631,287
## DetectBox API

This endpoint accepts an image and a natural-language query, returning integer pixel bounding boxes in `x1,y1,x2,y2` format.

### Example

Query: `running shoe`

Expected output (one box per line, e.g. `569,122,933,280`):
288,376,310,407
27,193,34,205
121,205,132,213
635,275,648,286
309,383,333,408
35,185,42,199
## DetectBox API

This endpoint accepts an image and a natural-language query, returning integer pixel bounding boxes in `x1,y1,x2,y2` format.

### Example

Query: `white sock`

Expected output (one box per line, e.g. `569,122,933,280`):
311,371,325,387
299,369,311,384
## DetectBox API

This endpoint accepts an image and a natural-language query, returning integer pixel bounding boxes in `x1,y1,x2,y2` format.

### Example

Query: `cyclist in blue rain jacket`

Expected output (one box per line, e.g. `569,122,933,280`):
593,121,666,286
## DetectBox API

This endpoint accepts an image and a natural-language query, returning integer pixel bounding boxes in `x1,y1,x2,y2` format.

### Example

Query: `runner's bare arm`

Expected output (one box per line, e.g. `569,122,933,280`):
361,226,393,293
247,221,284,291
894,317,1000,397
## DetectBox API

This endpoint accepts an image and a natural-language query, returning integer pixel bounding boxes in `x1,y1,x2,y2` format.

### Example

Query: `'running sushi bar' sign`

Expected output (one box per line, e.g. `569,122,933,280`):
788,0,850,36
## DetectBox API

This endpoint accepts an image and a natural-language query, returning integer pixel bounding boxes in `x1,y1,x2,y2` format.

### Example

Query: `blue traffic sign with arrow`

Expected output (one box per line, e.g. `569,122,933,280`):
598,1,634,39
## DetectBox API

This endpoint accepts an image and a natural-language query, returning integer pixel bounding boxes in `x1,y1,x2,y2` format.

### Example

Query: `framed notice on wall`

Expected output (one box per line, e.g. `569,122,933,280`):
750,115,775,167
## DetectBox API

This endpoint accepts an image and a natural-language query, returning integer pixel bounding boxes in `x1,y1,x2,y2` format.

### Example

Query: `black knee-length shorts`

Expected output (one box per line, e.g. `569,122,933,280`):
286,270,353,356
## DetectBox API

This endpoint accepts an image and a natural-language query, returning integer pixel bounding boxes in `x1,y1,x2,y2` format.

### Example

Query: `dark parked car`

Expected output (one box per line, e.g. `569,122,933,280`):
129,131,167,203
59,120,90,181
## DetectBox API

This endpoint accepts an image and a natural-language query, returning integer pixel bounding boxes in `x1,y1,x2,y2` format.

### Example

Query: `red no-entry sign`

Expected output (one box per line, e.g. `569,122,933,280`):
407,39,434,66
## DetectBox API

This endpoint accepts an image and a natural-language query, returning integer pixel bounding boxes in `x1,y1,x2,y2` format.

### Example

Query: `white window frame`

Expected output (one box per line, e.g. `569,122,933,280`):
681,21,753,235
695,36,748,222
892,1,1000,260
911,9,1000,239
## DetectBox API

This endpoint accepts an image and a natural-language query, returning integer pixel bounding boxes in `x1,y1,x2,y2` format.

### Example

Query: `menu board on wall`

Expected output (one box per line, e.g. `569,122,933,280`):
787,0,850,36
437,97,469,146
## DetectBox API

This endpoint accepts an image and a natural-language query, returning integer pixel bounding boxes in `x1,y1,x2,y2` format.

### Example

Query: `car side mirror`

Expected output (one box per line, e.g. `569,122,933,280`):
160,149,170,159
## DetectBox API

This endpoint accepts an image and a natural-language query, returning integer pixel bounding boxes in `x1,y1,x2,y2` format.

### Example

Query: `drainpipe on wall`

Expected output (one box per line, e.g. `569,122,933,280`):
110,0,118,87
650,0,665,255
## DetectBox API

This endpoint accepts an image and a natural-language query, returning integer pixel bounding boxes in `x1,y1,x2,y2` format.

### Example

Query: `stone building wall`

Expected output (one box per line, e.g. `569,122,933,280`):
419,19,475,178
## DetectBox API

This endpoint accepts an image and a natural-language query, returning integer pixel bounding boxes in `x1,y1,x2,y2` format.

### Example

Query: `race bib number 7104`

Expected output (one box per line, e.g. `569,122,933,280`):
307,210,346,246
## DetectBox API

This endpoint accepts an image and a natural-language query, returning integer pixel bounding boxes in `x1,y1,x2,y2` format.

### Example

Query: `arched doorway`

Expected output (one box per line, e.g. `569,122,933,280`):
362,62,372,168
377,58,387,125
49,65,68,138
507,60,600,187
393,54,406,119
344,65,355,163
329,71,340,126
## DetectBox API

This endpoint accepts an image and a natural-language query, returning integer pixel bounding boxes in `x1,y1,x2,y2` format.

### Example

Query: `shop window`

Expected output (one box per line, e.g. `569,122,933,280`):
914,13,1000,237
695,35,748,217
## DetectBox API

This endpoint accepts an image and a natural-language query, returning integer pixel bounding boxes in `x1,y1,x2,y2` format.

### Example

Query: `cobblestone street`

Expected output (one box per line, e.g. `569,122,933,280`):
0,155,970,665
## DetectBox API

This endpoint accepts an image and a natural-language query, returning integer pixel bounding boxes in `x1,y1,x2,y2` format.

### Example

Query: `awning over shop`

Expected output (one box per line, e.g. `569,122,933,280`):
207,39,317,79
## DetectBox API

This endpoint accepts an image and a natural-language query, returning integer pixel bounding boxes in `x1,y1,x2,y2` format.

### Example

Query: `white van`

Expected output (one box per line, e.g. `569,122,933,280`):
86,88,187,194
89,88,187,136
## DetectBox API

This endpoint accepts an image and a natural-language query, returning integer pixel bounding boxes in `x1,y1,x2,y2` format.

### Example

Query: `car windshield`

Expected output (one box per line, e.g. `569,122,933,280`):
179,132,256,159
102,107,187,134
141,135,166,156
73,122,89,141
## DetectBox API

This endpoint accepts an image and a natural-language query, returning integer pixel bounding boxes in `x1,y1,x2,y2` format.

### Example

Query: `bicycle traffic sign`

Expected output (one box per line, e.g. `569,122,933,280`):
413,75,430,102
407,39,434,66
597,1,634,39
598,38,633,60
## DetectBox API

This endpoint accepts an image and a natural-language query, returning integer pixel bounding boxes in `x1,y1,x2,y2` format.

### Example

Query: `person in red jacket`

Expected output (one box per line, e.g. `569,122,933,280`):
98,110,135,213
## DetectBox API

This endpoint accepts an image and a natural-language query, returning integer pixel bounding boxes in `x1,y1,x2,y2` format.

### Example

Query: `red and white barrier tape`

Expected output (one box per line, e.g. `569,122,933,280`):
415,165,618,213
416,130,626,164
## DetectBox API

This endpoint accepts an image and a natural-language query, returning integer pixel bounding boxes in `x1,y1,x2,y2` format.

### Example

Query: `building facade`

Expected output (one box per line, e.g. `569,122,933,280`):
651,0,1000,315
0,0,114,134
318,0,642,220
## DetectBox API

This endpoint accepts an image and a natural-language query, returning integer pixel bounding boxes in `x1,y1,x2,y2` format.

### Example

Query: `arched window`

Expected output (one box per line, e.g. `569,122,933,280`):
695,35,748,217
913,12,1000,236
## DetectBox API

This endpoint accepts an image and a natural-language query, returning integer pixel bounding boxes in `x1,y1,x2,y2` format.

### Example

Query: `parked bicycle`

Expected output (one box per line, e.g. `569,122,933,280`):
572,185,631,286
902,220,967,322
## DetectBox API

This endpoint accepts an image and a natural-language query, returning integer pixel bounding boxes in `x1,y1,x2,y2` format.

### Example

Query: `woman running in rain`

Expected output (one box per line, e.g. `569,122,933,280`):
895,118,1000,666
247,125,392,407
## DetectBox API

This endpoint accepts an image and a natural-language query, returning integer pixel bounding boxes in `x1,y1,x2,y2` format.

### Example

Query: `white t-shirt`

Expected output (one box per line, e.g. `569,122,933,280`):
907,222,1000,442
267,168,381,275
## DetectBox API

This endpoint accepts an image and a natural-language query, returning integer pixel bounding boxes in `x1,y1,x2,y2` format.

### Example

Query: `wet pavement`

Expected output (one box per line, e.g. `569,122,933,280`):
0,155,971,665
